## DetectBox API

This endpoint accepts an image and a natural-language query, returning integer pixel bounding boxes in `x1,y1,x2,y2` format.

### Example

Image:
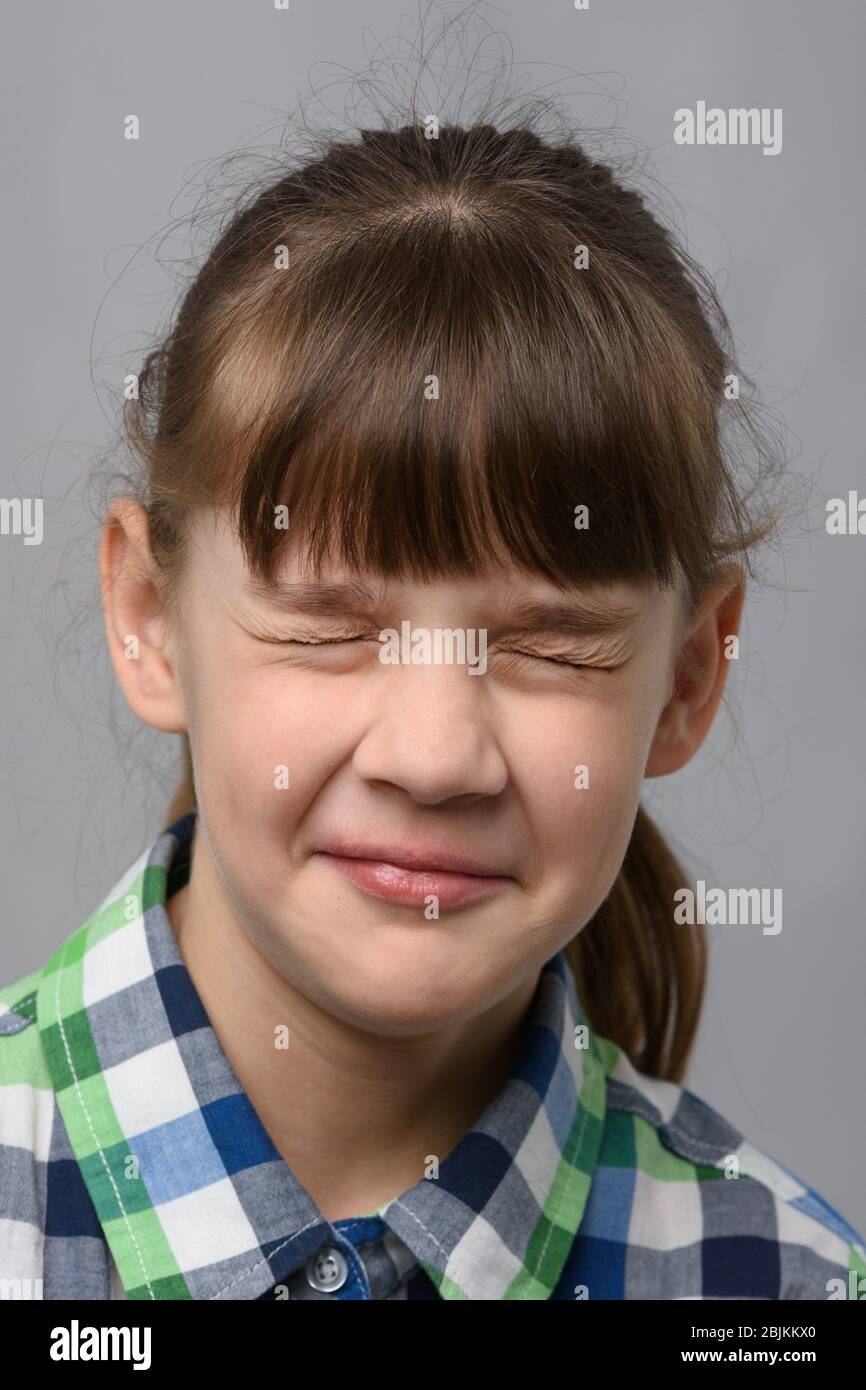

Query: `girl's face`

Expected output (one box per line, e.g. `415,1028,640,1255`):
148,505,687,1035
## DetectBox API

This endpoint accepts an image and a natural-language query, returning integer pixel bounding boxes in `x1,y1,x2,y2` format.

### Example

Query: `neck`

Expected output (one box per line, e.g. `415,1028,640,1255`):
166,838,539,1222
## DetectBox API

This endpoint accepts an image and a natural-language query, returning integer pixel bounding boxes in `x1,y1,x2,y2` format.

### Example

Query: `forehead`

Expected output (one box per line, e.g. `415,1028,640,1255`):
184,505,680,626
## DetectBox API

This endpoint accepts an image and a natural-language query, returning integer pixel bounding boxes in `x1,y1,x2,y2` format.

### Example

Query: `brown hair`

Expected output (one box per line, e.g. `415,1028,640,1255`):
118,114,782,1084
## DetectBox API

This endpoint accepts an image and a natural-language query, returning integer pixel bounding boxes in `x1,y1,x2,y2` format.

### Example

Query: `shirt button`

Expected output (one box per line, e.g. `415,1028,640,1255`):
304,1246,349,1293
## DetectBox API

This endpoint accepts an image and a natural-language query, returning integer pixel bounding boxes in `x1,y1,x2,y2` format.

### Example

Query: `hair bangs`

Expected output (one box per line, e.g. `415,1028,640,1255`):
210,209,724,595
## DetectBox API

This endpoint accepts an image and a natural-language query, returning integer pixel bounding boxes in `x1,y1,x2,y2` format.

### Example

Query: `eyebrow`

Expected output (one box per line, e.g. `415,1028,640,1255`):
244,578,388,618
489,596,641,639
244,579,642,637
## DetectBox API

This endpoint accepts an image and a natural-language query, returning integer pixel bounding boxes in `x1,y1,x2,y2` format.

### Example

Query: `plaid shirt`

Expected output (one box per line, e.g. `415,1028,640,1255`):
1,810,864,1301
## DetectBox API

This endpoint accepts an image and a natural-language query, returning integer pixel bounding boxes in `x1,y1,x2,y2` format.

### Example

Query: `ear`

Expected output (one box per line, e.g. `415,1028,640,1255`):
99,499,188,734
644,575,746,777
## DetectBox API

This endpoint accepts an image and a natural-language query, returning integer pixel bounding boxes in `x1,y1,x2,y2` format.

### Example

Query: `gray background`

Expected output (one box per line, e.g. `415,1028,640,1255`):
2,0,863,1232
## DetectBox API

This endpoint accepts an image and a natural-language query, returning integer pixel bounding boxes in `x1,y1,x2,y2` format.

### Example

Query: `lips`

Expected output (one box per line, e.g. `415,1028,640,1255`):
318,839,508,877
314,841,513,909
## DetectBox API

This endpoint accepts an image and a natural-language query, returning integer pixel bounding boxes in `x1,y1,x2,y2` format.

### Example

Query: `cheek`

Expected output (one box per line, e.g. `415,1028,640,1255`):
516,692,653,901
191,656,356,817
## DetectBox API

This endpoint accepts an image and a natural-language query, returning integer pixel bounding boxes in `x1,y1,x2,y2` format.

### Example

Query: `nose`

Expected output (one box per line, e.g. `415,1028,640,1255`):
350,661,508,806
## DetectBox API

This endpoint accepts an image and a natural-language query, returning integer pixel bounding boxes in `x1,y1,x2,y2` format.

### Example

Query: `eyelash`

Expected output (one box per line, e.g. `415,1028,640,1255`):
280,636,600,671
506,647,590,671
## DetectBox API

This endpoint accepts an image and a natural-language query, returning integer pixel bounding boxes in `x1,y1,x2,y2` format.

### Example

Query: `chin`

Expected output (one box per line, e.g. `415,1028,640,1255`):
321,952,496,1033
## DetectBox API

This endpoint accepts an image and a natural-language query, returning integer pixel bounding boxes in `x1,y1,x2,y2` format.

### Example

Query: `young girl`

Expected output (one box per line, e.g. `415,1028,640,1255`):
1,115,863,1302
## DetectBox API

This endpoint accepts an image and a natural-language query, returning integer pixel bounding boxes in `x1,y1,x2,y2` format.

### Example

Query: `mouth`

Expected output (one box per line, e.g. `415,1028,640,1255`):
314,842,513,909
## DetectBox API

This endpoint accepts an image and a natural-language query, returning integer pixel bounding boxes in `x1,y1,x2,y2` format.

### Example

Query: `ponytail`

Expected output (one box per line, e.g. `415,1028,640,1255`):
564,806,706,1084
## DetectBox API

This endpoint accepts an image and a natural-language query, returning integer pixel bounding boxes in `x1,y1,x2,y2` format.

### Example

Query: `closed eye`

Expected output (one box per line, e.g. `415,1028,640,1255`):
505,648,594,671
263,636,607,671
267,632,376,646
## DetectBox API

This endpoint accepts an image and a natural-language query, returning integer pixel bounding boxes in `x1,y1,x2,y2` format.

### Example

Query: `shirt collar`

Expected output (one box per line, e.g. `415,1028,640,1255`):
36,810,607,1301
